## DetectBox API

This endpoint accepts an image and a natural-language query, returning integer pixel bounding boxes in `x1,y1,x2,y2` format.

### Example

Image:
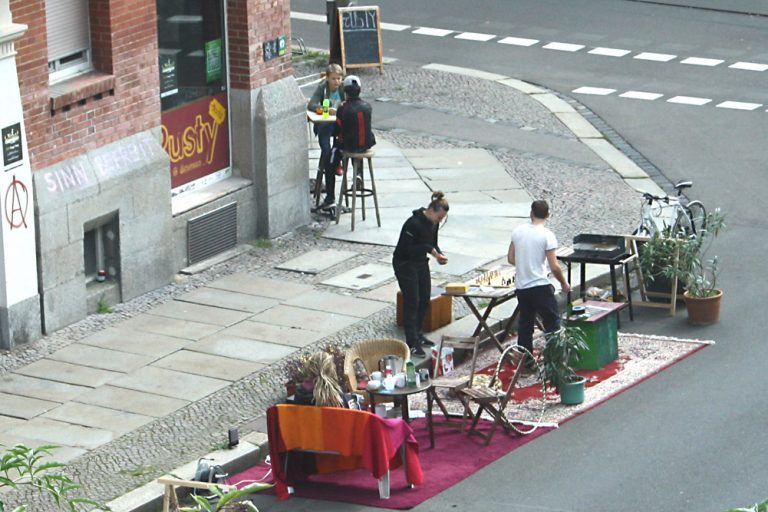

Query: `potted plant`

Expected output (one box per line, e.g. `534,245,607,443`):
541,325,590,405
658,208,726,325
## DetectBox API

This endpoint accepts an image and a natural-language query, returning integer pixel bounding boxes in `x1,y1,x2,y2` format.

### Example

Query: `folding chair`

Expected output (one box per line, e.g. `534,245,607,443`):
425,335,481,430
461,343,541,445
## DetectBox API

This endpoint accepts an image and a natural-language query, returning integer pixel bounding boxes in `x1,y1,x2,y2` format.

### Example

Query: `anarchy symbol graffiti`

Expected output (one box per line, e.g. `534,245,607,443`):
5,175,28,229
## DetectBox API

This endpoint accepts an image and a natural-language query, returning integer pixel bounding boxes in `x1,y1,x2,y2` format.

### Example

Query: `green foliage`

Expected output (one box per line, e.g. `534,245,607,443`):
0,443,107,512
119,465,154,478
725,497,768,512
178,483,271,511
541,325,589,391
97,297,112,314
253,238,272,249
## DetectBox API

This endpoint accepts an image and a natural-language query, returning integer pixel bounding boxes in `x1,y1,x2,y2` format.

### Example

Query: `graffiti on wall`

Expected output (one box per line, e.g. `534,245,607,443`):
4,175,28,229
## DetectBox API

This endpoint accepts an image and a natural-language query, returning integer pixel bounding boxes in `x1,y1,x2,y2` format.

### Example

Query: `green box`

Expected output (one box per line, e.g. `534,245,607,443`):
567,313,618,371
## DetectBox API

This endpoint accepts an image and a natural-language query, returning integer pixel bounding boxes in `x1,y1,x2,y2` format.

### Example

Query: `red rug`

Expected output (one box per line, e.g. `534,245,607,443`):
228,418,554,510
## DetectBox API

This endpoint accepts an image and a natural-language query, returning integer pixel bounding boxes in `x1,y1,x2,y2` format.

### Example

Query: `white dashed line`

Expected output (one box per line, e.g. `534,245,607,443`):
589,47,631,57
716,101,762,110
634,52,677,62
455,32,495,42
290,12,326,22
543,42,585,52
729,61,768,71
413,27,453,37
681,57,724,67
380,22,410,32
572,87,616,95
498,36,539,47
667,96,712,105
619,91,664,100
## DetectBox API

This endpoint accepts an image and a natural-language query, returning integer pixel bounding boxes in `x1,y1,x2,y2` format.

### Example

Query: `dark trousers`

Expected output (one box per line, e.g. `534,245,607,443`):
394,261,431,348
517,284,561,353
316,123,336,201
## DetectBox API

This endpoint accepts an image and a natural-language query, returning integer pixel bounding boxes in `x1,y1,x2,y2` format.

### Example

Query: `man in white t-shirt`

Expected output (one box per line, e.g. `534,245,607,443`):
508,200,570,366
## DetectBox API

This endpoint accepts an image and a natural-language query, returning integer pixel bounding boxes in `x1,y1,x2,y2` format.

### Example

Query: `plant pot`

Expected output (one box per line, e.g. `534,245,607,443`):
683,289,723,325
559,376,586,405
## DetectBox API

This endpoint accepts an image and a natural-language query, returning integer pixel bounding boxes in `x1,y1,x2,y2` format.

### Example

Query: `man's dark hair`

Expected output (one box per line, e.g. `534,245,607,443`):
344,84,360,98
531,200,549,220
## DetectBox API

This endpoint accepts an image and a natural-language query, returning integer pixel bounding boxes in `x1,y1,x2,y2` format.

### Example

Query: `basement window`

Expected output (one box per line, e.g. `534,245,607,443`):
84,214,120,284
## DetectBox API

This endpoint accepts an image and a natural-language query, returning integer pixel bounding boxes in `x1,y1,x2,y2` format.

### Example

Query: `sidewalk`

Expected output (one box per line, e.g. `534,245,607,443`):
0,61,665,510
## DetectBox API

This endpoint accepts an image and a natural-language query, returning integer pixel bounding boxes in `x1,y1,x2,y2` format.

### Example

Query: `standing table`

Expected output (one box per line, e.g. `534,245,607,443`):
444,286,519,352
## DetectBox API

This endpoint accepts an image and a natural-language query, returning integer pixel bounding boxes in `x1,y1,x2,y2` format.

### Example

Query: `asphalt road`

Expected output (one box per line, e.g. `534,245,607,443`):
289,2,767,510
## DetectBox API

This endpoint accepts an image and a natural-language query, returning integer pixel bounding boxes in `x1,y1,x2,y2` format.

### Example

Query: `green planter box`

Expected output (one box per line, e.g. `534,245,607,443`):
566,301,624,371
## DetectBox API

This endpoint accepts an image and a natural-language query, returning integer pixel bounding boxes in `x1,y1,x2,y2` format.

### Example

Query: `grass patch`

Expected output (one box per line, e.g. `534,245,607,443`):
120,465,155,478
254,238,272,249
97,298,113,314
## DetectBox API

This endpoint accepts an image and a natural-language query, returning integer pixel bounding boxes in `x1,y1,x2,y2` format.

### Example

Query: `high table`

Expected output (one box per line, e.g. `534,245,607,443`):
368,380,435,448
444,286,519,352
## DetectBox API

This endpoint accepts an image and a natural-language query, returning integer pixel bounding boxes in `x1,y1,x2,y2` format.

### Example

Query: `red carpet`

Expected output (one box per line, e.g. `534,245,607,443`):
229,418,554,510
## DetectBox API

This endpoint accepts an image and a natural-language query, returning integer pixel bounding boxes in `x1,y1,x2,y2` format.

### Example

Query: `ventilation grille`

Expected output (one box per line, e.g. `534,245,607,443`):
187,202,238,265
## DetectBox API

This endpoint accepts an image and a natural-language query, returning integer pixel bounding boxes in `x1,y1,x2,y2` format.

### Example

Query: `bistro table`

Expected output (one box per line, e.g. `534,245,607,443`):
444,286,520,352
368,380,435,448
306,111,337,207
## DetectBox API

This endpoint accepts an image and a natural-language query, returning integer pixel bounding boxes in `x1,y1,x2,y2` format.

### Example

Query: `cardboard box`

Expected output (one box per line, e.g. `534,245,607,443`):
396,286,452,332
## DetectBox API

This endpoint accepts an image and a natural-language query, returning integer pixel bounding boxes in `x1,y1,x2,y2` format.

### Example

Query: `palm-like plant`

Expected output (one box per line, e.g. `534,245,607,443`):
540,325,589,392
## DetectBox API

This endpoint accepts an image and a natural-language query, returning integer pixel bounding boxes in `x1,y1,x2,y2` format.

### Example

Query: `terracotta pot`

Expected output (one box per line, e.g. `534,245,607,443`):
683,289,723,325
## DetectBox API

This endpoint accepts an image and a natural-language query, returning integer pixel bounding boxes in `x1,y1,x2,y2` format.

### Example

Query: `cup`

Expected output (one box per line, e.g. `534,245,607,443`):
370,371,382,382
419,368,430,381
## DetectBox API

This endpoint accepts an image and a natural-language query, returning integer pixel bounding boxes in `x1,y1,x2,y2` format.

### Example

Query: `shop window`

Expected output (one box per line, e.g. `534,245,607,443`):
83,215,120,284
46,0,93,83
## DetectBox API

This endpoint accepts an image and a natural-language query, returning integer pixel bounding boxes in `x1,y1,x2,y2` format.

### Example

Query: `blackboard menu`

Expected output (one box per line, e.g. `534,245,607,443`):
338,6,383,72
2,123,23,168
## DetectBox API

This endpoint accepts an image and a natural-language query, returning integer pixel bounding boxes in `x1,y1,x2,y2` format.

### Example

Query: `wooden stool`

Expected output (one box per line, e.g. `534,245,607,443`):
335,149,381,231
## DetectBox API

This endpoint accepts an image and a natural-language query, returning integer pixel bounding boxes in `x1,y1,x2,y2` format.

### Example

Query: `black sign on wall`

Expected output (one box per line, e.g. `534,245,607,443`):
338,6,383,72
2,123,23,169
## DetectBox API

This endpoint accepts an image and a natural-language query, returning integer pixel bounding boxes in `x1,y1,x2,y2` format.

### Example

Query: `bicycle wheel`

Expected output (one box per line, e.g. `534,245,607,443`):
671,207,695,238
685,201,707,236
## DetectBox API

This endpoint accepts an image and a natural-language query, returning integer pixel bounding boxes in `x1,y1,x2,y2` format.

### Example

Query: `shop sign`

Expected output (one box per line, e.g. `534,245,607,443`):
161,92,230,188
205,39,222,83
263,35,286,62
159,51,179,98
2,123,23,169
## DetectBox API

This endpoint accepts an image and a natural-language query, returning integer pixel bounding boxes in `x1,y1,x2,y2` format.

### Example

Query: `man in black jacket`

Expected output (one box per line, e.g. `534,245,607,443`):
335,75,375,153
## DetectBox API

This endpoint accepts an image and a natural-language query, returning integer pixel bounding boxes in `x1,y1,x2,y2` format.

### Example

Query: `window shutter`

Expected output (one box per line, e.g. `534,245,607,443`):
46,0,91,62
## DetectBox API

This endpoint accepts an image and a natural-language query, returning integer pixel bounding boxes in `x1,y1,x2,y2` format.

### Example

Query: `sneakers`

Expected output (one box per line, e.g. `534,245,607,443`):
419,335,435,347
320,196,335,209
410,345,426,357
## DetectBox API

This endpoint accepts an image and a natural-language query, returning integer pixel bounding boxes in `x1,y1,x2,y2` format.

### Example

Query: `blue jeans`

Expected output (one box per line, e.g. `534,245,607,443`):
516,284,561,353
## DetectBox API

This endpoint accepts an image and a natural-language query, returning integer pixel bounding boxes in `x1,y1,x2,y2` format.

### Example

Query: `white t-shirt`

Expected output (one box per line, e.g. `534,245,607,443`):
510,222,558,289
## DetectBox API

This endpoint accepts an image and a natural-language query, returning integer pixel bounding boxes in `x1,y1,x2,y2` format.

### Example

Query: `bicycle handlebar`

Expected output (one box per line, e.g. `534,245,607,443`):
642,192,669,204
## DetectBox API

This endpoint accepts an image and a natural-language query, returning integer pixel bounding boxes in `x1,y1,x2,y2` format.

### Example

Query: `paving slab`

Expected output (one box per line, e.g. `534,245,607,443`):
221,321,325,347
371,167,420,180
0,432,87,463
556,112,602,138
15,359,122,388
77,327,193,356
581,138,647,178
275,249,359,274
0,392,60,419
482,189,533,203
47,343,154,373
0,415,25,430
188,336,297,364
0,373,92,403
623,176,667,197
439,191,503,204
248,304,360,333
437,236,509,259
448,202,531,217
151,350,261,381
530,92,577,113
119,314,224,341
416,166,509,181
376,191,438,208
423,174,522,192
445,214,523,233
430,312,484,338
110,366,230,401
208,273,315,300
359,281,400,303
432,252,494,277
175,287,280,314
367,156,412,168
403,148,502,169
42,402,155,434
322,224,401,246
320,263,394,291
145,300,252,326
74,385,189,417
373,179,430,194
283,290,389,318
5,417,114,450
442,225,513,245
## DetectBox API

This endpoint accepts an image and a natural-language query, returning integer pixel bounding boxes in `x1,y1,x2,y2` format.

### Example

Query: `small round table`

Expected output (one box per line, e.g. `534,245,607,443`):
368,380,435,448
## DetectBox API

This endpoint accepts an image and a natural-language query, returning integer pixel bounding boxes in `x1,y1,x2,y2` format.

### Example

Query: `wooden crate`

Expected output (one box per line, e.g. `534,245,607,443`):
396,286,452,332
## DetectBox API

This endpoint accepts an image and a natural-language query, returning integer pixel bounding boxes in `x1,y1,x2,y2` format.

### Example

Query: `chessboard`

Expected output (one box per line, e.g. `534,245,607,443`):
467,267,516,288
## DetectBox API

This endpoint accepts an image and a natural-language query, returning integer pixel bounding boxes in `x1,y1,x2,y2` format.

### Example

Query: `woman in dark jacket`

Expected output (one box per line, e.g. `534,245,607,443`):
392,191,449,356
308,64,345,209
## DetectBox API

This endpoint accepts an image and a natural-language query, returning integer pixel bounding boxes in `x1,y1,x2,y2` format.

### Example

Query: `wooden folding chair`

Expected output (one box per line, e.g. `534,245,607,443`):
425,335,481,430
461,343,540,445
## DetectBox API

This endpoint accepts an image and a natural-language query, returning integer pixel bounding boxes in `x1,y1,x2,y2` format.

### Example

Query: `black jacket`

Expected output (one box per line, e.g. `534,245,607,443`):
393,208,441,264
335,97,376,153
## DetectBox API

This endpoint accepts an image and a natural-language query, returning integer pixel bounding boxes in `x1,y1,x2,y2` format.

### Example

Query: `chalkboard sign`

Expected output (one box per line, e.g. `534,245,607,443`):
337,6,383,72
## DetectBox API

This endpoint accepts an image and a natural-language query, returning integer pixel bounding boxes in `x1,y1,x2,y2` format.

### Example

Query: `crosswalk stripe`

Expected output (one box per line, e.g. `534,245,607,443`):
290,12,326,22
381,22,410,32
413,27,453,37
498,36,539,47
681,57,724,67
716,101,762,111
589,47,631,57
729,61,768,71
455,32,495,42
620,91,663,100
543,42,585,52
572,86,616,95
634,52,677,62
667,96,711,105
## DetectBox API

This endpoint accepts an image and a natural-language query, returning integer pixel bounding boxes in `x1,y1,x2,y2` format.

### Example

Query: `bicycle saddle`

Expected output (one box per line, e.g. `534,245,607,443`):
674,180,693,191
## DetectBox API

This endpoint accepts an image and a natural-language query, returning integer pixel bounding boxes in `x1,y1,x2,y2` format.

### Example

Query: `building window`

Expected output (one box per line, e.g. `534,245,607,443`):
46,0,93,83
84,215,120,284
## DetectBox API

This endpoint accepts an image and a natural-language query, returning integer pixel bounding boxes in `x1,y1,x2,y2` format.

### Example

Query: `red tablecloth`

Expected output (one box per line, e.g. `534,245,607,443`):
267,404,423,499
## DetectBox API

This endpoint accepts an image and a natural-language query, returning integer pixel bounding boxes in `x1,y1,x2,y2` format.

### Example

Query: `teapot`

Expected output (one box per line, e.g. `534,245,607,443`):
379,355,404,375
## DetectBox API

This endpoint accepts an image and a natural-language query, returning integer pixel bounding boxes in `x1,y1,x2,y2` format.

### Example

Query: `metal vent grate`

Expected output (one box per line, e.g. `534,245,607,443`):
187,202,238,265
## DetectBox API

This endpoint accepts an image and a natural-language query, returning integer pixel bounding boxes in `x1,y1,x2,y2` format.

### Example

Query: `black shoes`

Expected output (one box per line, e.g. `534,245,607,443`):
410,345,426,357
419,335,435,347
320,196,335,209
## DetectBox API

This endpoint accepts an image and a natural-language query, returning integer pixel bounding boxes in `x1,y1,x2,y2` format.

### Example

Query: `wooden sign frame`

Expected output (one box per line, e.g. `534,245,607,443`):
337,5,384,73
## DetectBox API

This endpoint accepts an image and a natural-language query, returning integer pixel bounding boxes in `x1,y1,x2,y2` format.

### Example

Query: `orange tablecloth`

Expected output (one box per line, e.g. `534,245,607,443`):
267,404,423,499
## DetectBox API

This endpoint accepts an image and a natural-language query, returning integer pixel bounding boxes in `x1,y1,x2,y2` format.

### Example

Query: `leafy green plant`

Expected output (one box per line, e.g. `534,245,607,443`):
97,297,113,314
0,443,106,512
253,238,272,249
725,497,768,512
179,483,271,511
540,325,589,392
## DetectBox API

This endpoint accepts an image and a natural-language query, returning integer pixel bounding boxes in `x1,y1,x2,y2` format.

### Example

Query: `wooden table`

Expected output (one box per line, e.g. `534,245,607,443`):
368,380,435,448
445,286,519,352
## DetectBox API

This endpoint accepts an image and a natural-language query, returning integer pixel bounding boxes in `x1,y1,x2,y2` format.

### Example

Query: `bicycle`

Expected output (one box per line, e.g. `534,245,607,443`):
634,180,706,238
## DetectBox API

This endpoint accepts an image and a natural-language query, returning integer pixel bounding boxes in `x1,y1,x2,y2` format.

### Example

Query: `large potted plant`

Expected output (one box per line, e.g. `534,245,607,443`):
541,325,590,405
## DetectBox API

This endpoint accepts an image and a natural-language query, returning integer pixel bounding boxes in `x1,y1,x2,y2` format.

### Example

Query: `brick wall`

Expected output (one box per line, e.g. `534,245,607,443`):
228,0,293,90
11,0,160,171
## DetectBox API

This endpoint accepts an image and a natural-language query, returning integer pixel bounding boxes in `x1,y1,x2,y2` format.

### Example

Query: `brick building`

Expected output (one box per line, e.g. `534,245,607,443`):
1,0,307,345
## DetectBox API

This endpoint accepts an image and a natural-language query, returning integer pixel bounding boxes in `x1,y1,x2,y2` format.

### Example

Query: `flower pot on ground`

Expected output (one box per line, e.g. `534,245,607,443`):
541,325,590,405
559,375,587,405
684,289,723,325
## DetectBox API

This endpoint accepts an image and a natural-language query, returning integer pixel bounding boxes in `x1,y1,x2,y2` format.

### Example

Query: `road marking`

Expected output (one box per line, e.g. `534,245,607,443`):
498,36,539,47
589,47,631,57
543,42,585,52
455,32,495,42
667,96,711,105
381,22,410,32
413,27,453,37
716,101,762,111
290,12,326,22
634,52,677,62
681,57,724,67
572,86,616,95
729,61,768,71
620,91,663,100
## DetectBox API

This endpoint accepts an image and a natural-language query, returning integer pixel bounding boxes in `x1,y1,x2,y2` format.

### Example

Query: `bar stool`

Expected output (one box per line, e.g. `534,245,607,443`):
335,149,381,231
